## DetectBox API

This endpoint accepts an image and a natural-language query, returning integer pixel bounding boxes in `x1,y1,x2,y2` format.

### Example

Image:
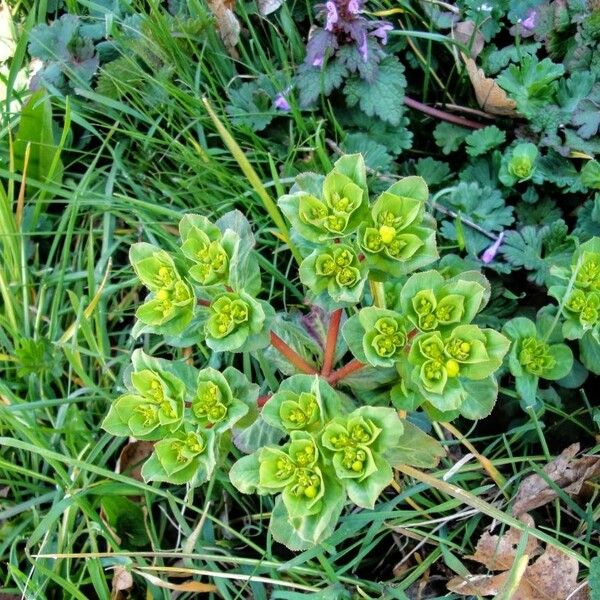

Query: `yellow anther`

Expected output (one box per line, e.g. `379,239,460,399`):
445,359,460,377
379,225,396,244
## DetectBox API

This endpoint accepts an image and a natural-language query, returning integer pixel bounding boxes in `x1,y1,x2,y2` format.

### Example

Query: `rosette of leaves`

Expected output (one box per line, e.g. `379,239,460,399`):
402,324,510,418
358,176,438,278
102,350,257,485
499,142,540,186
278,154,369,243
230,395,410,549
231,429,346,550
299,242,368,308
342,307,410,367
102,366,185,440
548,237,600,375
549,237,600,340
179,214,236,287
130,210,270,349
129,243,195,336
142,428,217,485
191,367,251,432
260,375,347,434
203,290,272,352
399,270,490,334
503,314,573,407
320,406,404,509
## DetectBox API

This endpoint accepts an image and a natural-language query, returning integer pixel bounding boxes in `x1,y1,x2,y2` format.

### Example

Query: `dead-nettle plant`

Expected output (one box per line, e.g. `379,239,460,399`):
102,154,513,549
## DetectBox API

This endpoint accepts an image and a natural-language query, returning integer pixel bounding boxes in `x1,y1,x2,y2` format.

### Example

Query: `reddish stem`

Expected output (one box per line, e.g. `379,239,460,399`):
321,309,343,378
404,95,485,130
198,299,211,307
327,359,365,386
270,332,317,375
257,394,271,408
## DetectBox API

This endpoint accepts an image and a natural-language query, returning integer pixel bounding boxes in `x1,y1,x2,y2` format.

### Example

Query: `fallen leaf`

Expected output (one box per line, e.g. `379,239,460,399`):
465,514,539,570
116,440,154,482
463,56,518,116
452,20,484,59
257,0,284,15
111,567,133,600
448,516,589,599
133,569,217,592
207,0,240,58
512,443,600,516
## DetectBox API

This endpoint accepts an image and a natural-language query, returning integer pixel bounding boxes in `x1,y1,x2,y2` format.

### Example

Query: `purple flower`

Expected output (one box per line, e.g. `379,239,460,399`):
325,1,339,31
481,231,505,264
348,0,361,14
358,30,368,61
303,0,394,81
371,22,393,45
510,7,538,38
273,93,291,111
521,8,537,31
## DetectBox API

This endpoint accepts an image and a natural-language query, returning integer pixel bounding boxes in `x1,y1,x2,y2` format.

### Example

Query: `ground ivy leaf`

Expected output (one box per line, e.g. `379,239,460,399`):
343,56,406,126
465,125,506,157
433,122,469,155
295,59,349,107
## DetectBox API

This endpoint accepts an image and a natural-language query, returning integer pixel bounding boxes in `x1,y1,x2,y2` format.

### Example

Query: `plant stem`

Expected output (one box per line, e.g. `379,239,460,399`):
369,280,386,308
257,394,271,408
321,308,343,378
403,95,485,129
327,358,365,385
270,332,317,375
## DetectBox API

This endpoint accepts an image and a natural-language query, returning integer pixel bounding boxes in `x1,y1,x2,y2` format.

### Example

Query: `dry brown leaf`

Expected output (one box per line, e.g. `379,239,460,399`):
448,517,589,600
512,443,600,516
133,569,218,593
463,56,518,116
116,439,154,482
257,0,284,16
452,20,484,59
110,567,133,600
465,514,538,570
207,0,240,58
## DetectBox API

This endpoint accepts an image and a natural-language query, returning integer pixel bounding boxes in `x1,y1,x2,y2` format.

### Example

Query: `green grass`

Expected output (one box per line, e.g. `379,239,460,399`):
1,0,599,598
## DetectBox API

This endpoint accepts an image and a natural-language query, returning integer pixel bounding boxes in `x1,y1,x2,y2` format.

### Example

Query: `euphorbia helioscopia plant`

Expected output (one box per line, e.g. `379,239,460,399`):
103,154,519,548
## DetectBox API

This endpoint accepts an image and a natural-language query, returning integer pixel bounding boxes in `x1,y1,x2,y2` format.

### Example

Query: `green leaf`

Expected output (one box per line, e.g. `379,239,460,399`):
458,376,499,419
465,126,506,157
232,416,285,454
433,122,469,155
295,59,349,106
342,133,394,172
386,421,445,468
502,221,576,286
515,372,539,408
581,160,600,190
579,331,600,375
571,82,600,140
439,182,513,256
497,56,564,117
28,14,100,93
216,209,262,295
343,56,407,126
13,89,64,187
101,496,147,547
226,77,278,132
229,453,263,494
